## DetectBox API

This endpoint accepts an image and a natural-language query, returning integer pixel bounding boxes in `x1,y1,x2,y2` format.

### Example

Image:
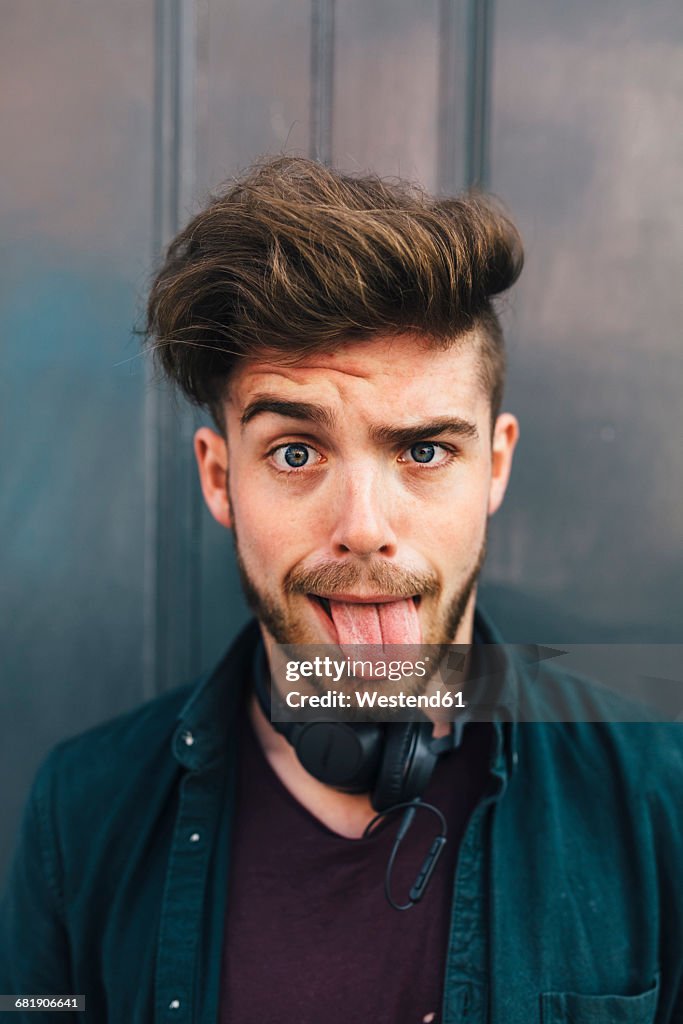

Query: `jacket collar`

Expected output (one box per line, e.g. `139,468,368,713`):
173,618,261,771
472,603,520,784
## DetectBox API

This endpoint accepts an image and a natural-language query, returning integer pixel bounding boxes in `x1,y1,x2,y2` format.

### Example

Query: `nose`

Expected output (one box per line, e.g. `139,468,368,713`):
329,468,398,558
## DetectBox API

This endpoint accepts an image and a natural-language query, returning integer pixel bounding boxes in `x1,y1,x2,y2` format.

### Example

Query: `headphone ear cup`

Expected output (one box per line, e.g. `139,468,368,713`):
371,723,437,812
370,724,413,812
293,721,383,792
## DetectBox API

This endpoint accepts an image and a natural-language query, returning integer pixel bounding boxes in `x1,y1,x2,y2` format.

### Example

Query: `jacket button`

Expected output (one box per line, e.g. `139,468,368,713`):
181,731,194,746
189,832,200,843
169,999,180,1009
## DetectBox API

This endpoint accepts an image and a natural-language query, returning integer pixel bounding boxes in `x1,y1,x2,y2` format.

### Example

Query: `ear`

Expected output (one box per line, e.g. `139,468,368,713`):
194,427,232,529
488,413,520,516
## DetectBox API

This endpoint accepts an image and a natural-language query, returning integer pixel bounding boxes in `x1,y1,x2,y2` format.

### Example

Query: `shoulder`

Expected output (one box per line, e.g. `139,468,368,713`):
30,683,196,821
30,619,259,827
55,681,195,764
516,657,683,820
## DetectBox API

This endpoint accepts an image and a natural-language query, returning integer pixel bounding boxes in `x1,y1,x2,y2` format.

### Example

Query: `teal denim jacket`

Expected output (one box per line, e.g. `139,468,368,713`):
1,606,682,1022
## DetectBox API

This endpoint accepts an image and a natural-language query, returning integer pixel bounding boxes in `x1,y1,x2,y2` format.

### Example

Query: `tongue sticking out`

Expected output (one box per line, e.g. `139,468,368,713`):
328,598,422,647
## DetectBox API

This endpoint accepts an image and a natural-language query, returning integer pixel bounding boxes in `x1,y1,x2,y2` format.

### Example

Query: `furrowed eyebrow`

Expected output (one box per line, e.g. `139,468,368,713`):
240,397,338,431
369,417,479,447
240,398,478,446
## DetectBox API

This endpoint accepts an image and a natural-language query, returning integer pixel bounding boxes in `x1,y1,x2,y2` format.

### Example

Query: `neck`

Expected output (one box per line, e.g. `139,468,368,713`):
248,693,378,838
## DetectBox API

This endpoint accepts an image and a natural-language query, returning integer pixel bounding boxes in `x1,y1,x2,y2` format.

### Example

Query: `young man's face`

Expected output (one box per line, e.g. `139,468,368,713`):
195,332,519,654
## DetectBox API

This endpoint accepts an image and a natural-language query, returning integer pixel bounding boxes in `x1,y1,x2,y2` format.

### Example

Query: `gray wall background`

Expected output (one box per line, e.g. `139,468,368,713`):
1,0,681,882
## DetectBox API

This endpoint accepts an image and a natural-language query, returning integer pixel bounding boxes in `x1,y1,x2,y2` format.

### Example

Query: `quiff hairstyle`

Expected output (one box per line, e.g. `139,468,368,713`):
145,156,523,434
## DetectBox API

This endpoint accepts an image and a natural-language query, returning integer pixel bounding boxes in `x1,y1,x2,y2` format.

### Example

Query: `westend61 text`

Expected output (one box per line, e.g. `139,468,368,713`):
284,690,466,709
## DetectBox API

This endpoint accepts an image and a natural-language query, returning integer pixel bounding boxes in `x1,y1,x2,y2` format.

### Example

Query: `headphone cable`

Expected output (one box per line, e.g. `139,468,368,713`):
363,798,448,912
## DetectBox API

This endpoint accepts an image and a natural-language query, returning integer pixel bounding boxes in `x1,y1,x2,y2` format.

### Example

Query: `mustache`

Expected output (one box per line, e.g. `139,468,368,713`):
283,561,440,599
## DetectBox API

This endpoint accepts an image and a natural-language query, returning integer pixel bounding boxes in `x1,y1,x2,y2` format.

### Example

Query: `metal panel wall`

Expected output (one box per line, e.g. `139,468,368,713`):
0,1,155,878
483,0,683,642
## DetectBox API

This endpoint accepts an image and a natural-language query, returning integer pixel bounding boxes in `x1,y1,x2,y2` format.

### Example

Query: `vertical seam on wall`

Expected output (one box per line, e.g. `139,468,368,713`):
466,0,494,188
438,0,495,194
143,0,170,703
145,0,200,700
310,0,335,164
437,0,462,194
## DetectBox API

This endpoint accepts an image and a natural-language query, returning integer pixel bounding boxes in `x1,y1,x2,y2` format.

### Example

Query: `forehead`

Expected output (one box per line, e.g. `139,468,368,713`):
227,332,488,421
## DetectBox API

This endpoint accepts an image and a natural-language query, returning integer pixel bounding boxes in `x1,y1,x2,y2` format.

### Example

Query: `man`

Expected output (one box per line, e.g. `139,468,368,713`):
1,157,682,1022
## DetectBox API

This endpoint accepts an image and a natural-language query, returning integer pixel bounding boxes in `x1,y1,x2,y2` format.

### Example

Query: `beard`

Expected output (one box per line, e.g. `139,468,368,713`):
227,484,488,651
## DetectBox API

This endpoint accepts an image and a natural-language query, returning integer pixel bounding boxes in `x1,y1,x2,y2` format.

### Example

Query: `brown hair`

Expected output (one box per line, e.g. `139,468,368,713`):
144,155,523,433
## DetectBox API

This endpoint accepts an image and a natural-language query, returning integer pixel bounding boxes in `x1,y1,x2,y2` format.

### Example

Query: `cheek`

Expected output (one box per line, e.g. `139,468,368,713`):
233,482,318,566
429,478,490,552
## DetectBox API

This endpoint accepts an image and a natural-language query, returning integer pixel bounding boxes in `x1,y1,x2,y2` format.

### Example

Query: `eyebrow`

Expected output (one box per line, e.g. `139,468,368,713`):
239,395,478,444
368,417,479,446
240,397,338,431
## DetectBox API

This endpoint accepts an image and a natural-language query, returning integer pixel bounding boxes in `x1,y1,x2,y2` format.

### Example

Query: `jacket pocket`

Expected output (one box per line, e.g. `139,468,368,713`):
540,974,660,1024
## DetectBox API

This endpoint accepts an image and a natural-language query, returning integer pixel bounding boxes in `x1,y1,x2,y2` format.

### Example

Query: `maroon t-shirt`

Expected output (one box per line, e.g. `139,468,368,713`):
219,711,493,1024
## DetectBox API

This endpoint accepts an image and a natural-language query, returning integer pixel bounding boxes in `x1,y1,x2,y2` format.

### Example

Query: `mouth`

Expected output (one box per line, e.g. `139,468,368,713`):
307,593,422,622
310,595,333,620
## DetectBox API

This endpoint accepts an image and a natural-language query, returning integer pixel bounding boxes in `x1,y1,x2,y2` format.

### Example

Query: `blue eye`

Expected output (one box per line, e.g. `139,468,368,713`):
410,443,436,463
283,444,309,467
270,443,323,471
401,442,453,467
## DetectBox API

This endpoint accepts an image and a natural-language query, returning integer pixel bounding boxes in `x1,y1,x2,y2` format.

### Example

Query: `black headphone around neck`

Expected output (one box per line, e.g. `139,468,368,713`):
252,642,468,812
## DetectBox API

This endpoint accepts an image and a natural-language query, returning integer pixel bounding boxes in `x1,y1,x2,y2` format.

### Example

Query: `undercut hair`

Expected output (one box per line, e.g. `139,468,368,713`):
144,156,524,434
